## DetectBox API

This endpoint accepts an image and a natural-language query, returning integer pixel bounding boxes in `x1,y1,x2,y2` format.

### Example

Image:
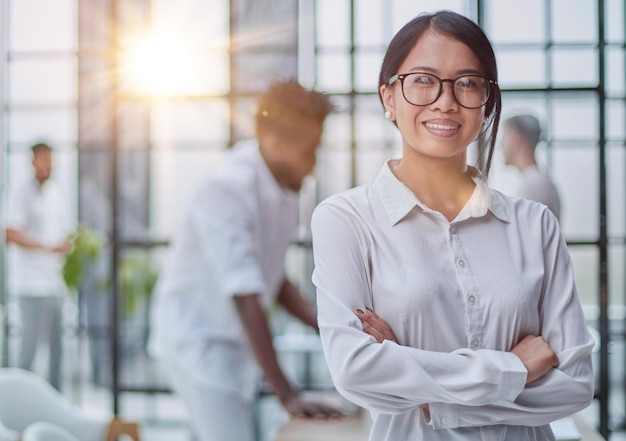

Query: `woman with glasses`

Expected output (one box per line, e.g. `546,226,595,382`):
311,10,594,441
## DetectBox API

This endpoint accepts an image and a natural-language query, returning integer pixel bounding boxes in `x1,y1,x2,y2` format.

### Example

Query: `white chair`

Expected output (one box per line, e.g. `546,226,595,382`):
0,421,18,441
22,422,81,441
0,368,138,441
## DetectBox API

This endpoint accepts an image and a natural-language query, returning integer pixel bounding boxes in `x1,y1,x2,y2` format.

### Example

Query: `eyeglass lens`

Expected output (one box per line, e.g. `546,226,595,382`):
401,73,490,109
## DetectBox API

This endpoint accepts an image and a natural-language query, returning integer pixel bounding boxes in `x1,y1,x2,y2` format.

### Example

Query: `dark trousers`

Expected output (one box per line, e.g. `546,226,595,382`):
18,296,63,390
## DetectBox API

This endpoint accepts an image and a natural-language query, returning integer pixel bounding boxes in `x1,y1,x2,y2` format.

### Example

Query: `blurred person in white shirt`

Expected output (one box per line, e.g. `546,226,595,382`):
148,80,340,441
5,142,71,391
501,114,561,221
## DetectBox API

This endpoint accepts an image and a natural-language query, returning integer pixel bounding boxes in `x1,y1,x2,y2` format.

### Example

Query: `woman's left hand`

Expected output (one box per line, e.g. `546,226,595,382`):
355,307,398,343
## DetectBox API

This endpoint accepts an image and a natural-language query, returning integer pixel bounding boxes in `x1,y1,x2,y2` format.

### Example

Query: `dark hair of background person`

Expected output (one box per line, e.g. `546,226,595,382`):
31,142,53,154
377,10,502,176
503,114,543,151
255,80,334,142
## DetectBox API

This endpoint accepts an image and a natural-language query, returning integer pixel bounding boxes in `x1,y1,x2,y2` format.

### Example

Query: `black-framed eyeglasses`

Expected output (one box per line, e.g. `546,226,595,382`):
387,72,497,109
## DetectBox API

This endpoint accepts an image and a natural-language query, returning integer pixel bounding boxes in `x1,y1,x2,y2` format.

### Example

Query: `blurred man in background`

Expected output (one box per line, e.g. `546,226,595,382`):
5,142,71,390
148,80,340,441
501,114,561,221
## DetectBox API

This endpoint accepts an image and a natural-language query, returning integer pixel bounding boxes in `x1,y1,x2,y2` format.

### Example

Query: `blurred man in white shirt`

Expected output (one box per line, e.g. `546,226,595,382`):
5,143,71,390
148,80,340,441
501,114,561,221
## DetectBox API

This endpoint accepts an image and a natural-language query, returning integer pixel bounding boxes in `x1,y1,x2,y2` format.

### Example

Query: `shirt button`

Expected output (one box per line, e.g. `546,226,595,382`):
441,416,450,426
472,337,479,347
458,259,465,267
468,295,476,304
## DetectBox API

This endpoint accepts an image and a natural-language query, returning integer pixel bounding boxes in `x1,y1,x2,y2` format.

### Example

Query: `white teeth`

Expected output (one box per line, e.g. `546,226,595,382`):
425,123,457,130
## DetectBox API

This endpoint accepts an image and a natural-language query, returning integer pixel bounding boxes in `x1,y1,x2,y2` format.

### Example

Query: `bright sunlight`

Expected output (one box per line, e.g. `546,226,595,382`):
119,30,214,97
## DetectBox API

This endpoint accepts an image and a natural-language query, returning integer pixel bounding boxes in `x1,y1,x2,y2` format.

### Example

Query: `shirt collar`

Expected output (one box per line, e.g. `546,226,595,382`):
374,160,510,226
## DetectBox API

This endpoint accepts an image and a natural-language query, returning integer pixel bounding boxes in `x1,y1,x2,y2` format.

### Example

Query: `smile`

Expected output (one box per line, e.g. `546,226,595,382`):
424,122,459,130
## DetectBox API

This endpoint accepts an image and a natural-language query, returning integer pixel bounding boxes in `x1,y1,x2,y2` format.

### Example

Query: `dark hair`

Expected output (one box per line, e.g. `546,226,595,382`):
31,142,53,155
503,114,543,151
378,10,502,176
255,80,334,141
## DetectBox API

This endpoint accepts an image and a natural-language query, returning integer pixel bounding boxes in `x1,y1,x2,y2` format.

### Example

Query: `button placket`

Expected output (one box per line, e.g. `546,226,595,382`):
450,224,483,350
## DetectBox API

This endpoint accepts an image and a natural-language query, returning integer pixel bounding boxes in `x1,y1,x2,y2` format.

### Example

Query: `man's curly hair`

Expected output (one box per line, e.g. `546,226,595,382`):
255,80,334,140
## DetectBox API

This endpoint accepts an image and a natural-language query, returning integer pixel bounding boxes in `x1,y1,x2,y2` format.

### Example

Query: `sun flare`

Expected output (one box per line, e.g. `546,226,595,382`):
120,31,206,97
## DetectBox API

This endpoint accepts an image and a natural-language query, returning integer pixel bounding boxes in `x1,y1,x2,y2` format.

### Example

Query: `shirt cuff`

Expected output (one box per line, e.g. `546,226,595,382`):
428,403,459,429
223,267,267,298
495,351,528,401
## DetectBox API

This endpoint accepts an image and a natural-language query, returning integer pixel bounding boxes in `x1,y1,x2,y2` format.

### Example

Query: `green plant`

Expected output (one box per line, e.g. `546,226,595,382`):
118,250,158,317
62,225,105,291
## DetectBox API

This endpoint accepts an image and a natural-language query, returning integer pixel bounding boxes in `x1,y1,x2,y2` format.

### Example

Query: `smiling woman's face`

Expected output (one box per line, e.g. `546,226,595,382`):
381,30,487,164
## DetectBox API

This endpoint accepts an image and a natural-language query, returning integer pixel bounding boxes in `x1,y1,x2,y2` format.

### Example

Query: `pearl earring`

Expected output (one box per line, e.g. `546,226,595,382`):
384,110,392,120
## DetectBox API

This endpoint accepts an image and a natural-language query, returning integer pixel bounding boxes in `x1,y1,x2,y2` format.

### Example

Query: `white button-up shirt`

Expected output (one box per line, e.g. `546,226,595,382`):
6,178,70,297
311,160,594,441
148,140,299,396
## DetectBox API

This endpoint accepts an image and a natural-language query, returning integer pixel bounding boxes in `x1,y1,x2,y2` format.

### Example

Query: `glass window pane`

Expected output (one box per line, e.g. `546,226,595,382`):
606,48,625,97
322,107,352,150
391,0,468,34
607,145,625,237
316,0,351,47
9,109,77,145
606,100,625,140
316,149,353,200
356,150,388,185
231,97,263,143
552,0,597,43
553,145,598,239
119,46,229,97
355,0,385,46
9,0,77,52
500,95,549,124
606,0,625,42
551,97,598,140
299,1,316,86
151,149,225,238
151,100,230,145
355,95,386,145
551,49,597,87
497,50,546,88
355,51,383,92
7,150,33,190
484,0,546,44
133,0,229,97
117,103,149,150
232,53,297,94
317,53,351,93
609,245,625,309
569,246,598,308
152,0,229,45
8,59,77,104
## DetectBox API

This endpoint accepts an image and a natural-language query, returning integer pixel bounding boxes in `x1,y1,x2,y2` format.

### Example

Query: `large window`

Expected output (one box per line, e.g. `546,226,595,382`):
1,0,624,437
